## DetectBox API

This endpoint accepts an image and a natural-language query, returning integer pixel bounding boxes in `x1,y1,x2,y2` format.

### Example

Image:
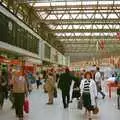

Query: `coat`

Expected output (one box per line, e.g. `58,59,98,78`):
80,79,97,106
45,75,56,92
58,72,75,95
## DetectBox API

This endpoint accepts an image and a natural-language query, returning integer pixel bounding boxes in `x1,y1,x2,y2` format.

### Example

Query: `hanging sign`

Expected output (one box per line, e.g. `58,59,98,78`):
10,59,22,65
116,32,120,40
116,32,120,39
99,40,105,49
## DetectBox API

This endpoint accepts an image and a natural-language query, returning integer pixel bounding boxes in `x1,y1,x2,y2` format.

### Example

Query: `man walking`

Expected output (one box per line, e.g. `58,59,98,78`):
58,68,75,108
95,67,105,99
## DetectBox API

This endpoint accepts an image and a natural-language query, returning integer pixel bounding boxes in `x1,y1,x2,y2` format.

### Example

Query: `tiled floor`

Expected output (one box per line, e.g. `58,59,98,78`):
0,84,120,120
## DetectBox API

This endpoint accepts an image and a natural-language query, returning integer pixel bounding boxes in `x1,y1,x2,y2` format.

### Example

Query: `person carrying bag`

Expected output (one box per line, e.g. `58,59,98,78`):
80,72,98,120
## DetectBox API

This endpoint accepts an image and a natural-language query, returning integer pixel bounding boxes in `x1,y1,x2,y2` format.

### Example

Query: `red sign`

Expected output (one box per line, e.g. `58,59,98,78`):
10,59,21,65
116,32,120,40
99,40,105,49
0,56,9,63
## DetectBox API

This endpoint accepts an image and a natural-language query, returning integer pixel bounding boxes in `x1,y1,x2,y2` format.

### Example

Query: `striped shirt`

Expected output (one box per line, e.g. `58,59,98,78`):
83,80,90,93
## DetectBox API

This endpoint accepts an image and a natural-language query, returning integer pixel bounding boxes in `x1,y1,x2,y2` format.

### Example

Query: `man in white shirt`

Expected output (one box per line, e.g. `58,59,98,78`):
95,67,105,99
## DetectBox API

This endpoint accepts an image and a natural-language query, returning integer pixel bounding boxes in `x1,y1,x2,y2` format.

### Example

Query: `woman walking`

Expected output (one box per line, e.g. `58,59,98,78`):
80,72,98,120
13,71,28,120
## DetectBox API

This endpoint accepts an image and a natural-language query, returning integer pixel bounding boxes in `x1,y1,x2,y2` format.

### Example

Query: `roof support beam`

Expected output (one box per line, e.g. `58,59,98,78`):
51,22,119,25
40,19,120,25
57,36,116,39
52,28,120,33
62,40,117,44
35,4,120,9
39,11,120,15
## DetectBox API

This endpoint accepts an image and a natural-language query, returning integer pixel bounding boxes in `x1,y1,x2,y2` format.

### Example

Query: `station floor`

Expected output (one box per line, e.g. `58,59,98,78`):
0,85,120,120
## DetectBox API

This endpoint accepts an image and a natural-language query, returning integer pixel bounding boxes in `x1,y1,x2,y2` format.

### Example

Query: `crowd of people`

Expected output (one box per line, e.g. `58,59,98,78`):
44,67,105,120
0,65,120,120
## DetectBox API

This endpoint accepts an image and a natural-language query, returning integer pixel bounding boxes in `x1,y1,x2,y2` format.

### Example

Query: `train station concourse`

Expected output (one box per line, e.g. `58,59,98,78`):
0,0,120,120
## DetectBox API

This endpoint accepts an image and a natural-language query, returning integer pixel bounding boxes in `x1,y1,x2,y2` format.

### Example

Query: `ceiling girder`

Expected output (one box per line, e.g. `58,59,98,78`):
62,40,118,44
65,51,120,56
35,4,120,9
51,22,119,25
57,35,116,39
64,47,120,51
52,28,120,33
40,19,120,25
41,11,120,15
37,8,120,12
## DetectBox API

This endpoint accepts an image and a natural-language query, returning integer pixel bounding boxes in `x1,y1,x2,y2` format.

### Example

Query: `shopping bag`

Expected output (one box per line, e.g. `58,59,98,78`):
54,88,57,98
77,97,82,110
24,98,29,113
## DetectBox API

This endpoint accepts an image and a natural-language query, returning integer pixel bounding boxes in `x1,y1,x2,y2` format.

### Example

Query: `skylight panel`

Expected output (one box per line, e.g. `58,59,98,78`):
46,15,57,19
31,3,50,7
49,25,56,29
51,2,66,6
114,1,120,4
29,0,118,7
107,14,118,19
66,33,72,36
98,0,114,5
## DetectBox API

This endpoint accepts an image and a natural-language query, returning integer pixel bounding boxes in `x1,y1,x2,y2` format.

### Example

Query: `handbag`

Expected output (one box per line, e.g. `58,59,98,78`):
92,99,99,114
24,98,29,113
77,97,82,110
93,106,99,114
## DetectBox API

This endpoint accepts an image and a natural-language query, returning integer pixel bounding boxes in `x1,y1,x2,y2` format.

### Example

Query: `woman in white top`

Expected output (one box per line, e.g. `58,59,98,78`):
80,71,97,120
